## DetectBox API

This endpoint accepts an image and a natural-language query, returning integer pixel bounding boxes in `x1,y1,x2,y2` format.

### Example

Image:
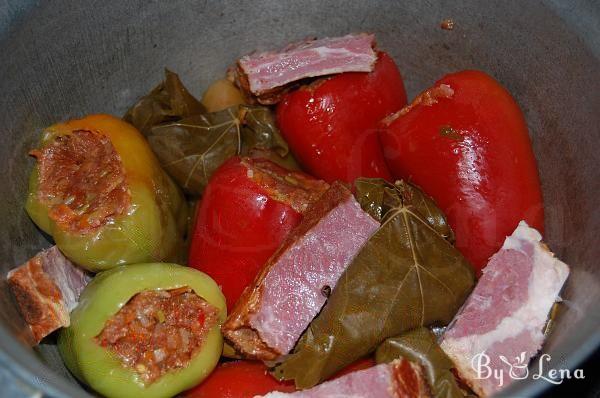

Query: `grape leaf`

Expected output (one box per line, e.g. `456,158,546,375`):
123,69,205,136
146,108,241,196
354,178,454,242
376,327,470,398
271,178,474,388
239,105,300,171
146,105,298,196
124,69,299,196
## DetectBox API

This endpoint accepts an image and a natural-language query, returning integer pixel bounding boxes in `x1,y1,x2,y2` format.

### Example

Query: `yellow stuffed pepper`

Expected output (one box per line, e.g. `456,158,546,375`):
25,114,187,271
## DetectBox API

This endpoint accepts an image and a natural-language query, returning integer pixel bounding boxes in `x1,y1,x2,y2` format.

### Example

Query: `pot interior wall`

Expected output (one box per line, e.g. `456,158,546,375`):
0,1,598,396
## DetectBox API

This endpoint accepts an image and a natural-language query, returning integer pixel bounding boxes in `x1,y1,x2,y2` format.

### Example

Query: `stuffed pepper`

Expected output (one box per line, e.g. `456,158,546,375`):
188,156,329,311
25,114,188,271
58,263,226,398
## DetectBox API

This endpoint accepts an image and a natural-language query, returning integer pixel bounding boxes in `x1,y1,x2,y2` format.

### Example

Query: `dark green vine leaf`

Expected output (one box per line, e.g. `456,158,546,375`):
124,69,299,196
354,178,454,242
239,105,300,171
272,178,474,388
376,327,469,398
146,108,241,196
146,105,298,196
123,69,206,136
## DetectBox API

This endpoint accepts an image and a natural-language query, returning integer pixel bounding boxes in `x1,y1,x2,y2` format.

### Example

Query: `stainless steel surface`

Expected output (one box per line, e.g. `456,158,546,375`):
0,1,598,397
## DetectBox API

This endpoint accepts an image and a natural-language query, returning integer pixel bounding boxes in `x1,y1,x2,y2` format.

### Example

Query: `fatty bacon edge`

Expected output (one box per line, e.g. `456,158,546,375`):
7,246,90,343
236,33,377,104
258,358,430,398
223,182,379,360
440,221,570,397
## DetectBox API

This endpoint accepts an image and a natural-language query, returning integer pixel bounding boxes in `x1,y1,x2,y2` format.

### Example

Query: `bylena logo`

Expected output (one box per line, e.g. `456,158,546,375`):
471,352,585,387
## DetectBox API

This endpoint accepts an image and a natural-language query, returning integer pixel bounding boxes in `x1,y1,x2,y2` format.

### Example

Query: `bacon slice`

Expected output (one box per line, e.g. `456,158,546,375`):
257,359,430,398
223,182,379,360
236,33,377,104
440,221,570,397
7,246,90,343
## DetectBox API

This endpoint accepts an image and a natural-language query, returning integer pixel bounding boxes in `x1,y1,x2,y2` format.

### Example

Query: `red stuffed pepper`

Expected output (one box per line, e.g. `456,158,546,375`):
276,52,406,184
188,157,328,311
380,70,544,275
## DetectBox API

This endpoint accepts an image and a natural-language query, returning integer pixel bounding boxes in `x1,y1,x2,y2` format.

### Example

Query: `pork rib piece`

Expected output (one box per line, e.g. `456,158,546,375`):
237,33,376,103
440,221,570,397
7,246,90,343
258,359,430,398
223,182,379,360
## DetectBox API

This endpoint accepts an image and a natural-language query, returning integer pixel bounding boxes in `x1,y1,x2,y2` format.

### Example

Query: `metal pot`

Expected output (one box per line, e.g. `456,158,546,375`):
0,0,598,396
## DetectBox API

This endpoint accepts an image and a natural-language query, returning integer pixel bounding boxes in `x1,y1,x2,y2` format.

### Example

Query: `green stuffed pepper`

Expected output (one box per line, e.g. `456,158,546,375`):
58,263,226,398
25,114,187,271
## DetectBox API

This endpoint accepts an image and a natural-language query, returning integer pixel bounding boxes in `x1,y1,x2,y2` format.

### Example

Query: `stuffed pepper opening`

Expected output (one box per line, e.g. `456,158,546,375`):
96,286,219,385
242,157,329,213
31,129,131,234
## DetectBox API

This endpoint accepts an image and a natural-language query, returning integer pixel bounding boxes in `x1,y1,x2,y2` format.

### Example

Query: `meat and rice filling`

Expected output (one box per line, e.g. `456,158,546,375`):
31,129,131,234
96,287,219,384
